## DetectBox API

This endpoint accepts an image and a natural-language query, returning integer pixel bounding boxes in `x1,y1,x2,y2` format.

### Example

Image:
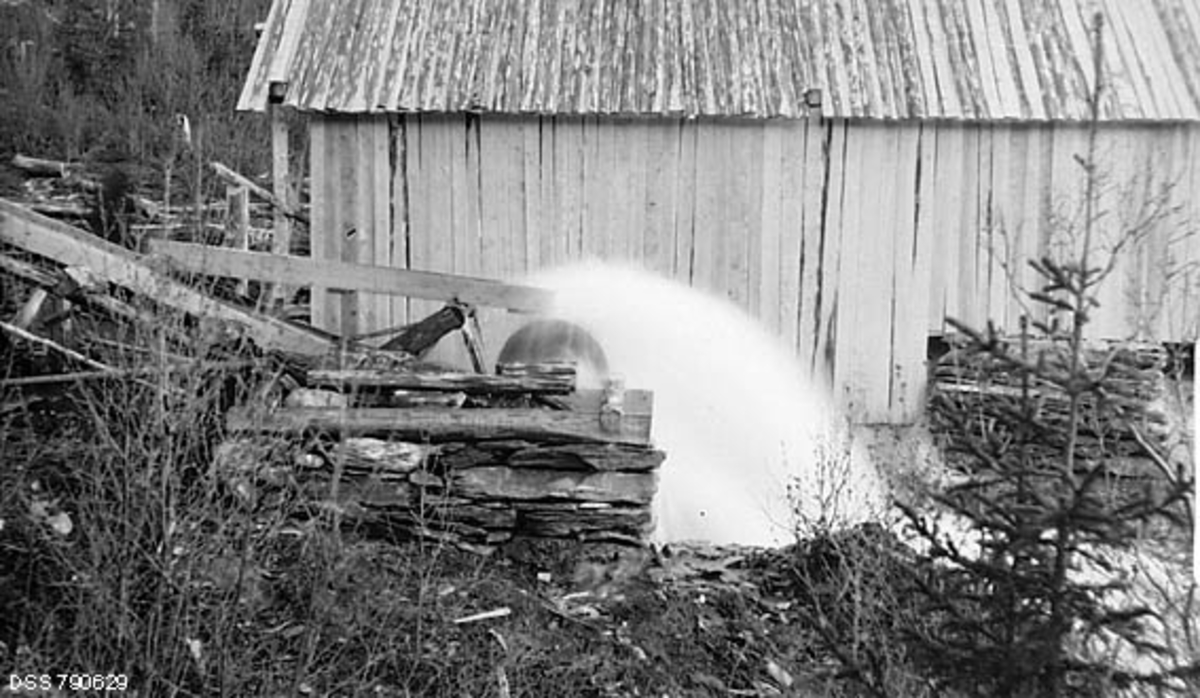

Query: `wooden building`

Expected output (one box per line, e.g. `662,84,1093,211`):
238,0,1200,424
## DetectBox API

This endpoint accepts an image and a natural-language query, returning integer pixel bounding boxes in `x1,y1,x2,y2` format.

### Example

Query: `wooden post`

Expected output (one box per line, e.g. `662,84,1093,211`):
460,307,488,373
269,106,292,307
600,377,626,434
227,186,250,297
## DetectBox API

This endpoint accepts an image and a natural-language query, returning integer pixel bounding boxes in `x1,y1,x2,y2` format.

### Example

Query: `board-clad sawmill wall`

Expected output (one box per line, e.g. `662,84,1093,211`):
308,113,1200,424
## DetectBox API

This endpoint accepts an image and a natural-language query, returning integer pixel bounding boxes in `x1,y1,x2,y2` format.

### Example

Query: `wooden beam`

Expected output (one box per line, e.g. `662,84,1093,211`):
227,405,651,445
307,369,576,394
147,239,555,313
228,389,653,445
0,253,59,288
269,105,293,306
0,199,332,357
209,160,309,225
11,154,72,177
460,309,488,372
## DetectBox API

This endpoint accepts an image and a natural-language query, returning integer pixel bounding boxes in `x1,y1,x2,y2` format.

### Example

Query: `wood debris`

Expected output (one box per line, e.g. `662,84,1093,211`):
930,336,1177,478
452,607,512,625
0,198,332,358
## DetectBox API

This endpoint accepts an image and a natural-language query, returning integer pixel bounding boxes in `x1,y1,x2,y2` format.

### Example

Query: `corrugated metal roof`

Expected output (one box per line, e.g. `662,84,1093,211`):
238,0,1200,121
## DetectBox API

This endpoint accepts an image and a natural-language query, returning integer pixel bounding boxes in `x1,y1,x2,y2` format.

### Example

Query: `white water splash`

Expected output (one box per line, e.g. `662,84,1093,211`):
524,261,886,547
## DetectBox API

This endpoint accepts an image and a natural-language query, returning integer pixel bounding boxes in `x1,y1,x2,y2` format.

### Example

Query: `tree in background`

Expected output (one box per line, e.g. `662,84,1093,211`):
899,15,1197,696
0,0,272,194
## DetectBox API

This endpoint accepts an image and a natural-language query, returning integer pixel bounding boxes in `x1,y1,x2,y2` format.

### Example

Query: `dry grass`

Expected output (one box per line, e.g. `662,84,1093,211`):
0,297,924,697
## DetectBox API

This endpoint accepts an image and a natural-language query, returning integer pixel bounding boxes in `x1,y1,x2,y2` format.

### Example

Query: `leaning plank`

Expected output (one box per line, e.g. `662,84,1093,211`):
0,199,331,357
0,319,116,374
210,161,310,225
0,253,60,288
11,288,49,329
227,392,653,446
307,369,576,394
147,239,555,313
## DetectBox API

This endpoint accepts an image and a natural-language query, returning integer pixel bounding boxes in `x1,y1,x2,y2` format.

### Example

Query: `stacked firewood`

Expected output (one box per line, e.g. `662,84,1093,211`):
930,336,1172,468
219,352,663,550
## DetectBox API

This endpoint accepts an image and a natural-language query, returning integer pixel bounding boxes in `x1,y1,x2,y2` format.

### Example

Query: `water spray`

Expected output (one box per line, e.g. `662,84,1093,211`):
506,261,886,547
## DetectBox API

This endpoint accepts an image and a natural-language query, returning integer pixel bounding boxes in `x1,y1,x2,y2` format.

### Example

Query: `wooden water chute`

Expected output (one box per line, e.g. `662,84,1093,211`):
224,353,663,549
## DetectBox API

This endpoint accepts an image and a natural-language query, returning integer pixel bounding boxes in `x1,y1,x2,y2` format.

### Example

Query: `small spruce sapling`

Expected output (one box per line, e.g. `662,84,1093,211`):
899,13,1196,697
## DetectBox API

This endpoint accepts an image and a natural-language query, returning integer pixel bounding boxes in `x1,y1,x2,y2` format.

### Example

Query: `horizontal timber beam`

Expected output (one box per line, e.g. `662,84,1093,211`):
228,389,654,446
308,368,576,394
147,239,555,314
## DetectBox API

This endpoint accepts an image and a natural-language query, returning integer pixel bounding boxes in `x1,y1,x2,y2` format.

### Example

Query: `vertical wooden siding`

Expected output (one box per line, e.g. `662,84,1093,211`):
311,114,1199,424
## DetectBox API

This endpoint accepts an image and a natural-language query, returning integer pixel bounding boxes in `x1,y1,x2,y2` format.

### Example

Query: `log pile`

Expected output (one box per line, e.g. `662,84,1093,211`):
930,336,1173,470
221,354,664,550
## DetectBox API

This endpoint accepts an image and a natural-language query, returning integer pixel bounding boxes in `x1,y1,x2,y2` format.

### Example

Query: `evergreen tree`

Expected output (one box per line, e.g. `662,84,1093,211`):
899,15,1196,697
